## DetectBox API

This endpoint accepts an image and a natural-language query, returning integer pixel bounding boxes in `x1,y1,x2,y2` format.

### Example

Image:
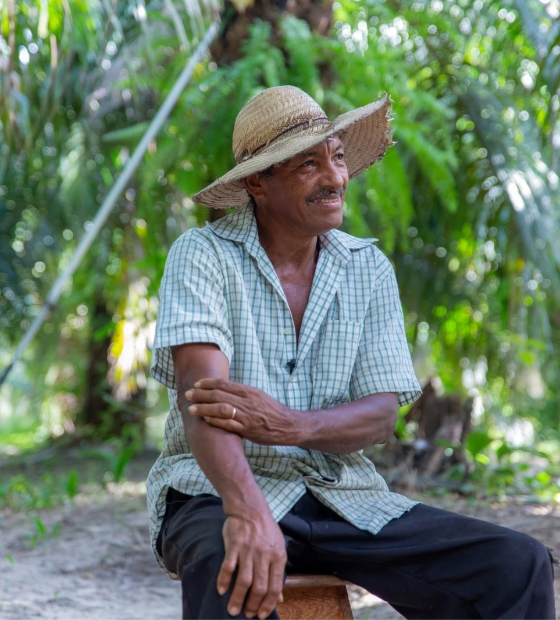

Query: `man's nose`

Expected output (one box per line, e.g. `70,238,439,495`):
321,159,347,189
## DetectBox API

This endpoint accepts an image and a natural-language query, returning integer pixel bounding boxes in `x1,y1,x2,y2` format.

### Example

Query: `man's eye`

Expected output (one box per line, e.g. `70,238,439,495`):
335,152,345,160
302,160,314,167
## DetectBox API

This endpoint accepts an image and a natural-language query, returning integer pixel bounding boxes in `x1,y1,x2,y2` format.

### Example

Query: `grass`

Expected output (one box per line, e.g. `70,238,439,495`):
0,416,46,453
0,472,75,511
0,443,157,513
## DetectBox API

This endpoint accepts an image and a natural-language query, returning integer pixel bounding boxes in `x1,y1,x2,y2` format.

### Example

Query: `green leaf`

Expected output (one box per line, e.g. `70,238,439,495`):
66,469,79,499
465,429,493,456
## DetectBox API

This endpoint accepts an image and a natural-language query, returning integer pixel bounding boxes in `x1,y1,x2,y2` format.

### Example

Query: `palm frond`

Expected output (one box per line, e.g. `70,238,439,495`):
278,15,319,92
463,83,560,297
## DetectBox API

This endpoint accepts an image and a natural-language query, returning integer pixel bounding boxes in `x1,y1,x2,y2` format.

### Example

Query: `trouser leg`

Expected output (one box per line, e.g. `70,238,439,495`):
158,490,281,620
303,501,555,619
158,489,556,619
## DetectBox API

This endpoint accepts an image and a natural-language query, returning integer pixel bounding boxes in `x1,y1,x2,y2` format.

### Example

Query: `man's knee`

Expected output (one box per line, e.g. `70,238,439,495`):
521,533,555,580
160,493,228,575
491,528,554,585
179,547,226,580
163,528,226,576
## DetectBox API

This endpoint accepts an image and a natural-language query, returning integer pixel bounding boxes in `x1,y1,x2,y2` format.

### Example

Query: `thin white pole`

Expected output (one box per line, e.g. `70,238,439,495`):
0,22,218,388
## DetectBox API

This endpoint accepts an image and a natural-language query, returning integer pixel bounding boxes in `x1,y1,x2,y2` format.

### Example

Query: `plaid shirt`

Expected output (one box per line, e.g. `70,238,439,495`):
147,203,422,577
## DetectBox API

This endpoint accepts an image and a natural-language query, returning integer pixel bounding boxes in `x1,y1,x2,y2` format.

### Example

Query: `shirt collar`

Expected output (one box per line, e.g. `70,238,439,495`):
208,202,376,264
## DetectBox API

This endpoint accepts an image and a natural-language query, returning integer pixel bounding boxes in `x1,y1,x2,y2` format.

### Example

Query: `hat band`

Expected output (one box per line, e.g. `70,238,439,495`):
239,116,331,162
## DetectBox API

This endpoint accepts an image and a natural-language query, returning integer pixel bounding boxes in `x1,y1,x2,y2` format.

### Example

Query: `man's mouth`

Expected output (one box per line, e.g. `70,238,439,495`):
307,190,344,205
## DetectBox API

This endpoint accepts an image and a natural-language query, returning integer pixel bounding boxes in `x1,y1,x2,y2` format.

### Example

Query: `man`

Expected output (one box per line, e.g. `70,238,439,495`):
147,86,555,620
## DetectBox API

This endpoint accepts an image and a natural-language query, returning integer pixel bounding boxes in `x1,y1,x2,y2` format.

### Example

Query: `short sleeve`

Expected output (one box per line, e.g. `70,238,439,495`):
349,257,422,407
150,231,233,389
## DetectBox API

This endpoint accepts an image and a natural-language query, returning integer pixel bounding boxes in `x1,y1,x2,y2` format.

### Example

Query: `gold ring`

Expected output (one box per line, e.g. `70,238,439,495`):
231,407,237,420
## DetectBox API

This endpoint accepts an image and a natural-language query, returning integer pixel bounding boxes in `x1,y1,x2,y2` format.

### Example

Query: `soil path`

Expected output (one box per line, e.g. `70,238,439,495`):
1,460,559,619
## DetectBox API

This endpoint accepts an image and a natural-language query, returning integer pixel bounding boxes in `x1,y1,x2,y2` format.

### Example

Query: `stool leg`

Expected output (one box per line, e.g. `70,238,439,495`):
277,586,353,620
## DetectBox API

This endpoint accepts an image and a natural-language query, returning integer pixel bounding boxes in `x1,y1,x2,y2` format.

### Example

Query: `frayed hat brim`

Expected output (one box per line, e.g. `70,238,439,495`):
193,93,392,208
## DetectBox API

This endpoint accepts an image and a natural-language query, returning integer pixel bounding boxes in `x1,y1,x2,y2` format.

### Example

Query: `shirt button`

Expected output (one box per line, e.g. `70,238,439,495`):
283,327,290,335
290,376,297,383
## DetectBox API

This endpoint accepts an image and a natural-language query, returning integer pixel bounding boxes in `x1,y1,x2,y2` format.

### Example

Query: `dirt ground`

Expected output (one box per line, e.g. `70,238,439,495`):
1,454,559,620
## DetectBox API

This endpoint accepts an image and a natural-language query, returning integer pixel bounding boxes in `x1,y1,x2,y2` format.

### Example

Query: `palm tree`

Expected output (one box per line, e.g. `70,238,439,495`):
0,0,219,436
0,0,338,438
2,0,559,448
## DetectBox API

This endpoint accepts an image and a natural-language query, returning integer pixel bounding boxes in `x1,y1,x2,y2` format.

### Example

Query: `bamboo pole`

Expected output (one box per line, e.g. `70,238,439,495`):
0,22,218,389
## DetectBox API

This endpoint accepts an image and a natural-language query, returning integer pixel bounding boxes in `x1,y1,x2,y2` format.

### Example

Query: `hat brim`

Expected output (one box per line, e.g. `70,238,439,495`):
192,93,393,208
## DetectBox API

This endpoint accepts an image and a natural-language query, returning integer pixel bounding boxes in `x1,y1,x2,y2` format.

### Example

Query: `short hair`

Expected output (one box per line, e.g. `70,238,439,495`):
246,166,277,207
259,165,275,180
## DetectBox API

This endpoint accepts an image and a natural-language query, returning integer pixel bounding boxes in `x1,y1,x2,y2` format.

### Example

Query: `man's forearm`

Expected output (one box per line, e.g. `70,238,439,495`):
172,344,271,517
294,393,398,454
186,379,398,455
171,345,286,619
180,399,271,517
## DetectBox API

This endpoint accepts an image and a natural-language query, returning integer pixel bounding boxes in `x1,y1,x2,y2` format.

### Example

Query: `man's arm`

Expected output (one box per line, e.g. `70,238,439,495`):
186,378,397,453
172,343,286,620
186,253,419,453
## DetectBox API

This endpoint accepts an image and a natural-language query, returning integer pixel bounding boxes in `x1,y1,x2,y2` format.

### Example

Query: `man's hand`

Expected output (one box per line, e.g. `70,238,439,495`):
172,344,287,617
187,376,398,453
219,512,286,619
186,378,299,446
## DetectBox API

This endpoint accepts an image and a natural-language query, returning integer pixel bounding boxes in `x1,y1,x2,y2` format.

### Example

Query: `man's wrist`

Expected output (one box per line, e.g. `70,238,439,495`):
278,404,311,446
291,407,316,449
222,488,272,520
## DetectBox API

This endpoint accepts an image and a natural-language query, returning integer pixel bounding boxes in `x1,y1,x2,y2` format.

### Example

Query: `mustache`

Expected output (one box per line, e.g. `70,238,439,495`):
307,188,344,201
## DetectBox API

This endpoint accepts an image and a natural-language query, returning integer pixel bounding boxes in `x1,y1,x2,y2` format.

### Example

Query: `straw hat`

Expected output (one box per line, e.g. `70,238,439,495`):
192,85,393,208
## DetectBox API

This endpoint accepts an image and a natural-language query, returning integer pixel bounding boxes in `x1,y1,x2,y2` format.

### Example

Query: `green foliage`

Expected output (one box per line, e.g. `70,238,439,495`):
441,427,560,501
66,468,80,499
0,440,143,513
1,0,560,496
0,472,72,511
81,425,143,483
0,411,43,451
465,429,493,457
24,514,61,548
0,0,216,434
332,0,560,442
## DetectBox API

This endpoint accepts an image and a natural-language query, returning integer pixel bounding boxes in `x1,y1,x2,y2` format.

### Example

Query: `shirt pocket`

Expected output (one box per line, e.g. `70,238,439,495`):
312,320,363,408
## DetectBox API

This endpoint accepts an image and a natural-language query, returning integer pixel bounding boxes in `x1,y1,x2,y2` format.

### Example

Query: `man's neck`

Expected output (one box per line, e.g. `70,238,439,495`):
256,220,320,340
258,227,319,272
255,209,321,272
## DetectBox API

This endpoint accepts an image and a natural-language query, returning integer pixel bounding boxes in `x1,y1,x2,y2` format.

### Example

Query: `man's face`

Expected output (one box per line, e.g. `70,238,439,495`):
246,136,349,237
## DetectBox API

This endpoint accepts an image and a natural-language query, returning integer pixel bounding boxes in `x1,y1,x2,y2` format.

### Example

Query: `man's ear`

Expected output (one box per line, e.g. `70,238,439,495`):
243,173,267,199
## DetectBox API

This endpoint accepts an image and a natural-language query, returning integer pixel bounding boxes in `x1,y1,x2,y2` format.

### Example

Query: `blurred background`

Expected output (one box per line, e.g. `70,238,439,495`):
1,0,560,505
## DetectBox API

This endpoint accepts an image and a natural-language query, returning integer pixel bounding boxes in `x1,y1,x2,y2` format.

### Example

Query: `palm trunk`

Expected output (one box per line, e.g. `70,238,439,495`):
213,0,333,64
207,0,334,225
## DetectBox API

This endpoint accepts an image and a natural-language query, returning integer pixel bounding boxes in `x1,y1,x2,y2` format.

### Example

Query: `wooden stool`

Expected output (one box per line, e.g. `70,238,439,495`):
277,574,354,619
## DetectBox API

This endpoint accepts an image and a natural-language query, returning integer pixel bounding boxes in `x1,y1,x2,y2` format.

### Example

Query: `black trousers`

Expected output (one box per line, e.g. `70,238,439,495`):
157,489,556,620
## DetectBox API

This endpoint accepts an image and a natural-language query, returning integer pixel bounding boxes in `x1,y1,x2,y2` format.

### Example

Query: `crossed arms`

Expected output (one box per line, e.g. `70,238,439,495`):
172,342,398,620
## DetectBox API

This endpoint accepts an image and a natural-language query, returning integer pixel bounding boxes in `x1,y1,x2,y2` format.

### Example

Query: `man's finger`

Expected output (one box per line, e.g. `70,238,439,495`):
186,388,238,405
188,401,240,419
203,416,245,434
217,547,238,596
228,559,254,617
256,561,285,619
193,378,248,396
244,565,270,618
